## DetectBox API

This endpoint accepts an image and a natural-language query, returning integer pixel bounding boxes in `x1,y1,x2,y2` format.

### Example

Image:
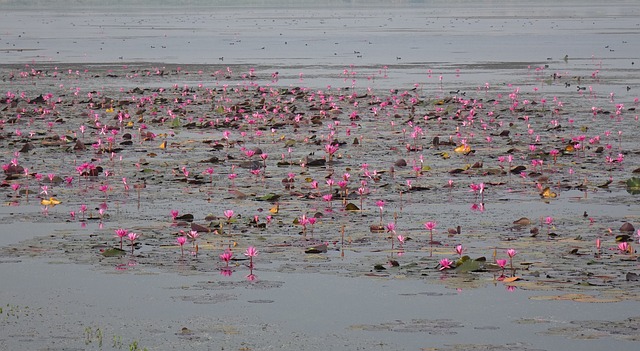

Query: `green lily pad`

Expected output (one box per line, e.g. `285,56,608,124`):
626,177,640,194
256,193,280,201
454,256,486,273
171,117,181,128
101,248,126,257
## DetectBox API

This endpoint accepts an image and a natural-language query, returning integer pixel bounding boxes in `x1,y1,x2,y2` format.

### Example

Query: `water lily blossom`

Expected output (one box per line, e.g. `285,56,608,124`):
127,232,140,254
507,248,517,269
439,258,453,270
618,242,630,254
244,246,259,267
114,228,128,250
224,209,234,222
176,236,187,256
220,249,233,266
424,221,437,243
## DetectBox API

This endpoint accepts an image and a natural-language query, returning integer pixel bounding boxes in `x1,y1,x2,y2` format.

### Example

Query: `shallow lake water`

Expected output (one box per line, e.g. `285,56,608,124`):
1,1,640,350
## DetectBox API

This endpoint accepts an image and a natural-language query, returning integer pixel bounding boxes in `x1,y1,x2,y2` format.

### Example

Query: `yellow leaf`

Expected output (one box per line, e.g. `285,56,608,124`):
41,197,61,206
565,144,575,152
454,144,471,154
269,203,279,214
540,187,557,199
105,107,114,113
126,121,134,127
503,276,521,283
159,140,167,149
440,152,450,159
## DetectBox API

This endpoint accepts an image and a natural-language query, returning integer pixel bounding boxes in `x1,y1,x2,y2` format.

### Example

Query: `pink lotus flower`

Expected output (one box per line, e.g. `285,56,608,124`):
397,235,406,245
439,258,453,270
220,249,233,265
507,248,517,269
455,245,464,257
424,221,436,231
424,221,436,243
376,200,385,224
176,236,187,256
114,228,128,250
224,209,234,222
244,246,258,258
496,259,507,269
386,222,396,234
244,246,258,267
187,230,199,243
618,242,629,254
127,232,140,254
171,210,179,221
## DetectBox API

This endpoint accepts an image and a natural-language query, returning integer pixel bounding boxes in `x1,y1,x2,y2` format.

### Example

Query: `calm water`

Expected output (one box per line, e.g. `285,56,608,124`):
1,0,639,91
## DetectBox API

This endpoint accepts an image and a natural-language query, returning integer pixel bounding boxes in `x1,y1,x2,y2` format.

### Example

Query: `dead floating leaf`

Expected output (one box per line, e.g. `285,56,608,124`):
503,276,521,283
370,225,385,233
40,197,61,206
513,217,531,225
540,187,557,198
191,223,211,233
454,144,471,154
616,234,631,242
305,244,327,254
345,203,360,211
176,213,194,222
509,165,527,174
620,222,635,232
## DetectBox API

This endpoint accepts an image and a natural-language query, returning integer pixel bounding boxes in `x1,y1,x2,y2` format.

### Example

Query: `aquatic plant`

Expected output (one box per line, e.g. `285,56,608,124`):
114,228,128,250
176,236,187,257
544,216,554,236
507,248,517,270
224,209,234,224
127,232,140,254
244,246,258,268
424,221,437,244
220,249,233,266
439,258,453,270
376,200,385,225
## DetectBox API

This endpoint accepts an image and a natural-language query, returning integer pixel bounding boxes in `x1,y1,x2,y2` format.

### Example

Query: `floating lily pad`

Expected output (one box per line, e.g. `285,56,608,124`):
101,248,126,257
626,177,640,194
